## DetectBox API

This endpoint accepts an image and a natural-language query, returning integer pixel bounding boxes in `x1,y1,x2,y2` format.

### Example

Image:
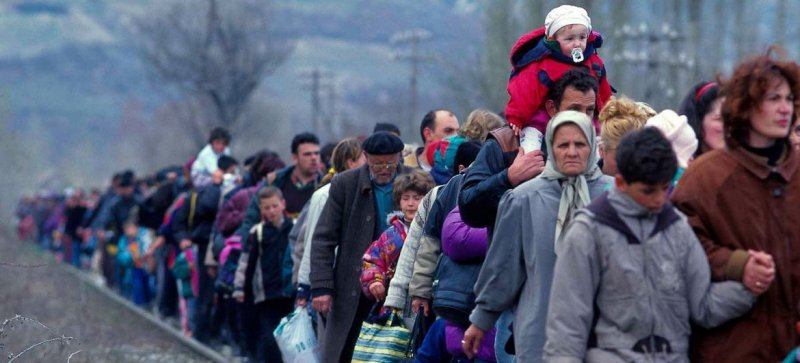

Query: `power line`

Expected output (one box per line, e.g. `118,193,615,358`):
391,28,435,135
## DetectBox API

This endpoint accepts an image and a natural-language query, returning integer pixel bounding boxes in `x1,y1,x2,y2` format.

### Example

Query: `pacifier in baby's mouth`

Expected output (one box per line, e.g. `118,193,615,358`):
571,48,584,63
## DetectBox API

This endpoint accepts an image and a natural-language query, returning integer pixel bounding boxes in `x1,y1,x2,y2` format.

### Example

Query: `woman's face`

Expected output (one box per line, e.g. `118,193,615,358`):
552,123,591,177
345,153,366,170
702,97,725,150
749,76,794,147
599,146,617,176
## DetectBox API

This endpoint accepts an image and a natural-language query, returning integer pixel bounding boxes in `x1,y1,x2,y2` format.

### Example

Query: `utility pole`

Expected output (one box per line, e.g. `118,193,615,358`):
391,28,434,136
300,68,334,134
323,82,339,139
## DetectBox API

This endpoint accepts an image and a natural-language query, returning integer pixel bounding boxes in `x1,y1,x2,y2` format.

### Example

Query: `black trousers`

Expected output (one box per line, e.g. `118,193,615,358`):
339,295,374,363
257,298,294,363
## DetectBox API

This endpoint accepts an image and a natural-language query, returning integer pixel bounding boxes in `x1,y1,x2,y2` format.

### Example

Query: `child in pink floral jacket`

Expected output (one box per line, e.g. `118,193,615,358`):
361,170,435,302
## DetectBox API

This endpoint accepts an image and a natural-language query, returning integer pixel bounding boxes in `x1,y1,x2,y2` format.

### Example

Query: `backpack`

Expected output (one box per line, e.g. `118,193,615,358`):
215,235,242,295
431,254,482,327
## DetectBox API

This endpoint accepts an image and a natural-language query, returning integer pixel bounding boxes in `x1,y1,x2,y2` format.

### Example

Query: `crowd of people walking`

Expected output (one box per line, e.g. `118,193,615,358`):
13,4,800,363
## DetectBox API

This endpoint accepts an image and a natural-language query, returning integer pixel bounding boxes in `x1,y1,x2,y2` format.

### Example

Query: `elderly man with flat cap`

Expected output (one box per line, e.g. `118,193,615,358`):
310,131,413,361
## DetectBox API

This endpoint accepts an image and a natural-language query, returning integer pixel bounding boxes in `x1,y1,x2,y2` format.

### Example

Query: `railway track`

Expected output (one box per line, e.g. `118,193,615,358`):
0,231,229,363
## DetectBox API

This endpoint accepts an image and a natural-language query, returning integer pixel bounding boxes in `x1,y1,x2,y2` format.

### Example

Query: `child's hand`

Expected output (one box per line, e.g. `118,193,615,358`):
368,282,386,301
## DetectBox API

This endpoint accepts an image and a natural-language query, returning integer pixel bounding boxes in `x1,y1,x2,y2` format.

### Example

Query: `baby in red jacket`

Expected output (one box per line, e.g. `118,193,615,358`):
506,4,613,152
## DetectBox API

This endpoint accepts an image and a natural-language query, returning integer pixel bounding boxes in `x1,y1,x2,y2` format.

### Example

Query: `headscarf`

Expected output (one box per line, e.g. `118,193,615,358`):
539,110,604,245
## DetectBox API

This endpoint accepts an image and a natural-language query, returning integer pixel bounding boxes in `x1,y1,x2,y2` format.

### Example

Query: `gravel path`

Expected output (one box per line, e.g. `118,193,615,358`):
0,233,214,363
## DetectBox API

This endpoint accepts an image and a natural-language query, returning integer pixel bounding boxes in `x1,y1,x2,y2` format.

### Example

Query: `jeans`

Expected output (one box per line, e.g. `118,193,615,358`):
495,310,514,362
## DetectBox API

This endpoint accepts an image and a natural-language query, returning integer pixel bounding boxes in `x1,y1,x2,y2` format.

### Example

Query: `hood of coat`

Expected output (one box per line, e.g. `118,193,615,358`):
509,26,603,71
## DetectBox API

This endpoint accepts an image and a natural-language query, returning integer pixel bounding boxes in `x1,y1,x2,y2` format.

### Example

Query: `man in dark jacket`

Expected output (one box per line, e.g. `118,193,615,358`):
310,132,413,361
235,132,323,246
458,69,599,232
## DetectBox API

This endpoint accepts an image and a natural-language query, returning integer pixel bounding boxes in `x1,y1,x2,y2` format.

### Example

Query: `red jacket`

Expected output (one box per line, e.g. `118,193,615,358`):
505,27,612,132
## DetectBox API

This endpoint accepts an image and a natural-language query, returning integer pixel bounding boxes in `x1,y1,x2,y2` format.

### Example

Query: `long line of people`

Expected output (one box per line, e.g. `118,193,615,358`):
14,4,800,363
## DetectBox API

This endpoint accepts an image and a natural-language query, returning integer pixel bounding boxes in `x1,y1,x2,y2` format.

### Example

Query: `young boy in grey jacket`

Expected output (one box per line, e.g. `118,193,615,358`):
543,127,757,363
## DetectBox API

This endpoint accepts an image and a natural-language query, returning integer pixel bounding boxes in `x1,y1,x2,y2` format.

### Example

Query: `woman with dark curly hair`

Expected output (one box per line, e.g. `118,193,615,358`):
672,47,800,362
678,81,724,156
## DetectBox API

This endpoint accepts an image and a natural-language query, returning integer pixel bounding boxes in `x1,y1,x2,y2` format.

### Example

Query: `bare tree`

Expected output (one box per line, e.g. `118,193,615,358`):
133,0,293,141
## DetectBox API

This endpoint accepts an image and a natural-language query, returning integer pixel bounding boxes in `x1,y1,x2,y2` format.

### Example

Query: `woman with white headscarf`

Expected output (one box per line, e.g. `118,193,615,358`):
462,111,612,362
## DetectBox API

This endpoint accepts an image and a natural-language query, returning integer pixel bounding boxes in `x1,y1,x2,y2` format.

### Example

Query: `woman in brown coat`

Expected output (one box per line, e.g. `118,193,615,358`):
672,48,800,362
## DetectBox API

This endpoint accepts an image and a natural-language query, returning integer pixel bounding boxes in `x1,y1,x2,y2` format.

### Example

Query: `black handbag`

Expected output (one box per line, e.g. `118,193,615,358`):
398,309,433,362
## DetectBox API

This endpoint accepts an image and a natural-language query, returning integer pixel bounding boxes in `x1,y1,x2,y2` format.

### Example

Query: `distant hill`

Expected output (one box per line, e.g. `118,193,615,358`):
0,0,484,182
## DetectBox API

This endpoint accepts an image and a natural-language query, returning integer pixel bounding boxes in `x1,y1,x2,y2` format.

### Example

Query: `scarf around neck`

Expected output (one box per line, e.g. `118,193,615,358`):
539,110,604,246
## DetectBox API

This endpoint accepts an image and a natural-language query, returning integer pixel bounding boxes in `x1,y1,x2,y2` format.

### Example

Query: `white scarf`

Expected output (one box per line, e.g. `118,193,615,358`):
539,111,604,246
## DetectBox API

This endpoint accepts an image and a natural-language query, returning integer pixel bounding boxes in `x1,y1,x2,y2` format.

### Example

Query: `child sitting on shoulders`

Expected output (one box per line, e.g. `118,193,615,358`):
506,4,613,152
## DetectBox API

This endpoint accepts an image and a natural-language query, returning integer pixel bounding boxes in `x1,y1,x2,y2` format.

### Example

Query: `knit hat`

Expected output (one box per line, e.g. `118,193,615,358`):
544,5,592,38
426,135,467,185
645,110,698,168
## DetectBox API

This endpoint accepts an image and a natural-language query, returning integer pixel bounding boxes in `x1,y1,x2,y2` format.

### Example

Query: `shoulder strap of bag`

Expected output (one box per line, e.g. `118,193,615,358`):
188,191,198,231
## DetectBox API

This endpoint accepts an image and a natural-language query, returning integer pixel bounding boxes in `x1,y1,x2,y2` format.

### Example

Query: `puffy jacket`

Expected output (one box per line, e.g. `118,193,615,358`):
441,206,488,262
360,212,408,300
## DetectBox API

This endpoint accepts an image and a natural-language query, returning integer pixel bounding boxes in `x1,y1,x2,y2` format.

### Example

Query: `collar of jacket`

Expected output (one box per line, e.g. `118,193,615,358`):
357,164,413,194
727,143,798,181
358,165,374,194
587,191,680,245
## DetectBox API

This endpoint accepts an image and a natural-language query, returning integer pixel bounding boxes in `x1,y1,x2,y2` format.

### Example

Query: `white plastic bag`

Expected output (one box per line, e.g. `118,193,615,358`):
273,307,320,363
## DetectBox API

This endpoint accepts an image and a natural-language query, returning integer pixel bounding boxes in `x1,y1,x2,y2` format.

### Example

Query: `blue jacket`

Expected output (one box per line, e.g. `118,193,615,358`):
235,219,295,303
458,137,516,233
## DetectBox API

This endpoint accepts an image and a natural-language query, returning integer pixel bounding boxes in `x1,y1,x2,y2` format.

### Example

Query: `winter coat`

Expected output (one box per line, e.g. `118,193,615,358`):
543,188,754,363
172,184,222,244
505,27,611,132
139,181,177,230
215,186,257,237
233,219,294,304
469,174,610,362
92,194,144,242
671,145,800,362
458,130,518,231
117,228,154,269
172,247,198,298
441,206,488,262
297,184,330,288
385,185,440,310
309,164,412,360
410,174,465,300
360,212,408,300
289,204,309,286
